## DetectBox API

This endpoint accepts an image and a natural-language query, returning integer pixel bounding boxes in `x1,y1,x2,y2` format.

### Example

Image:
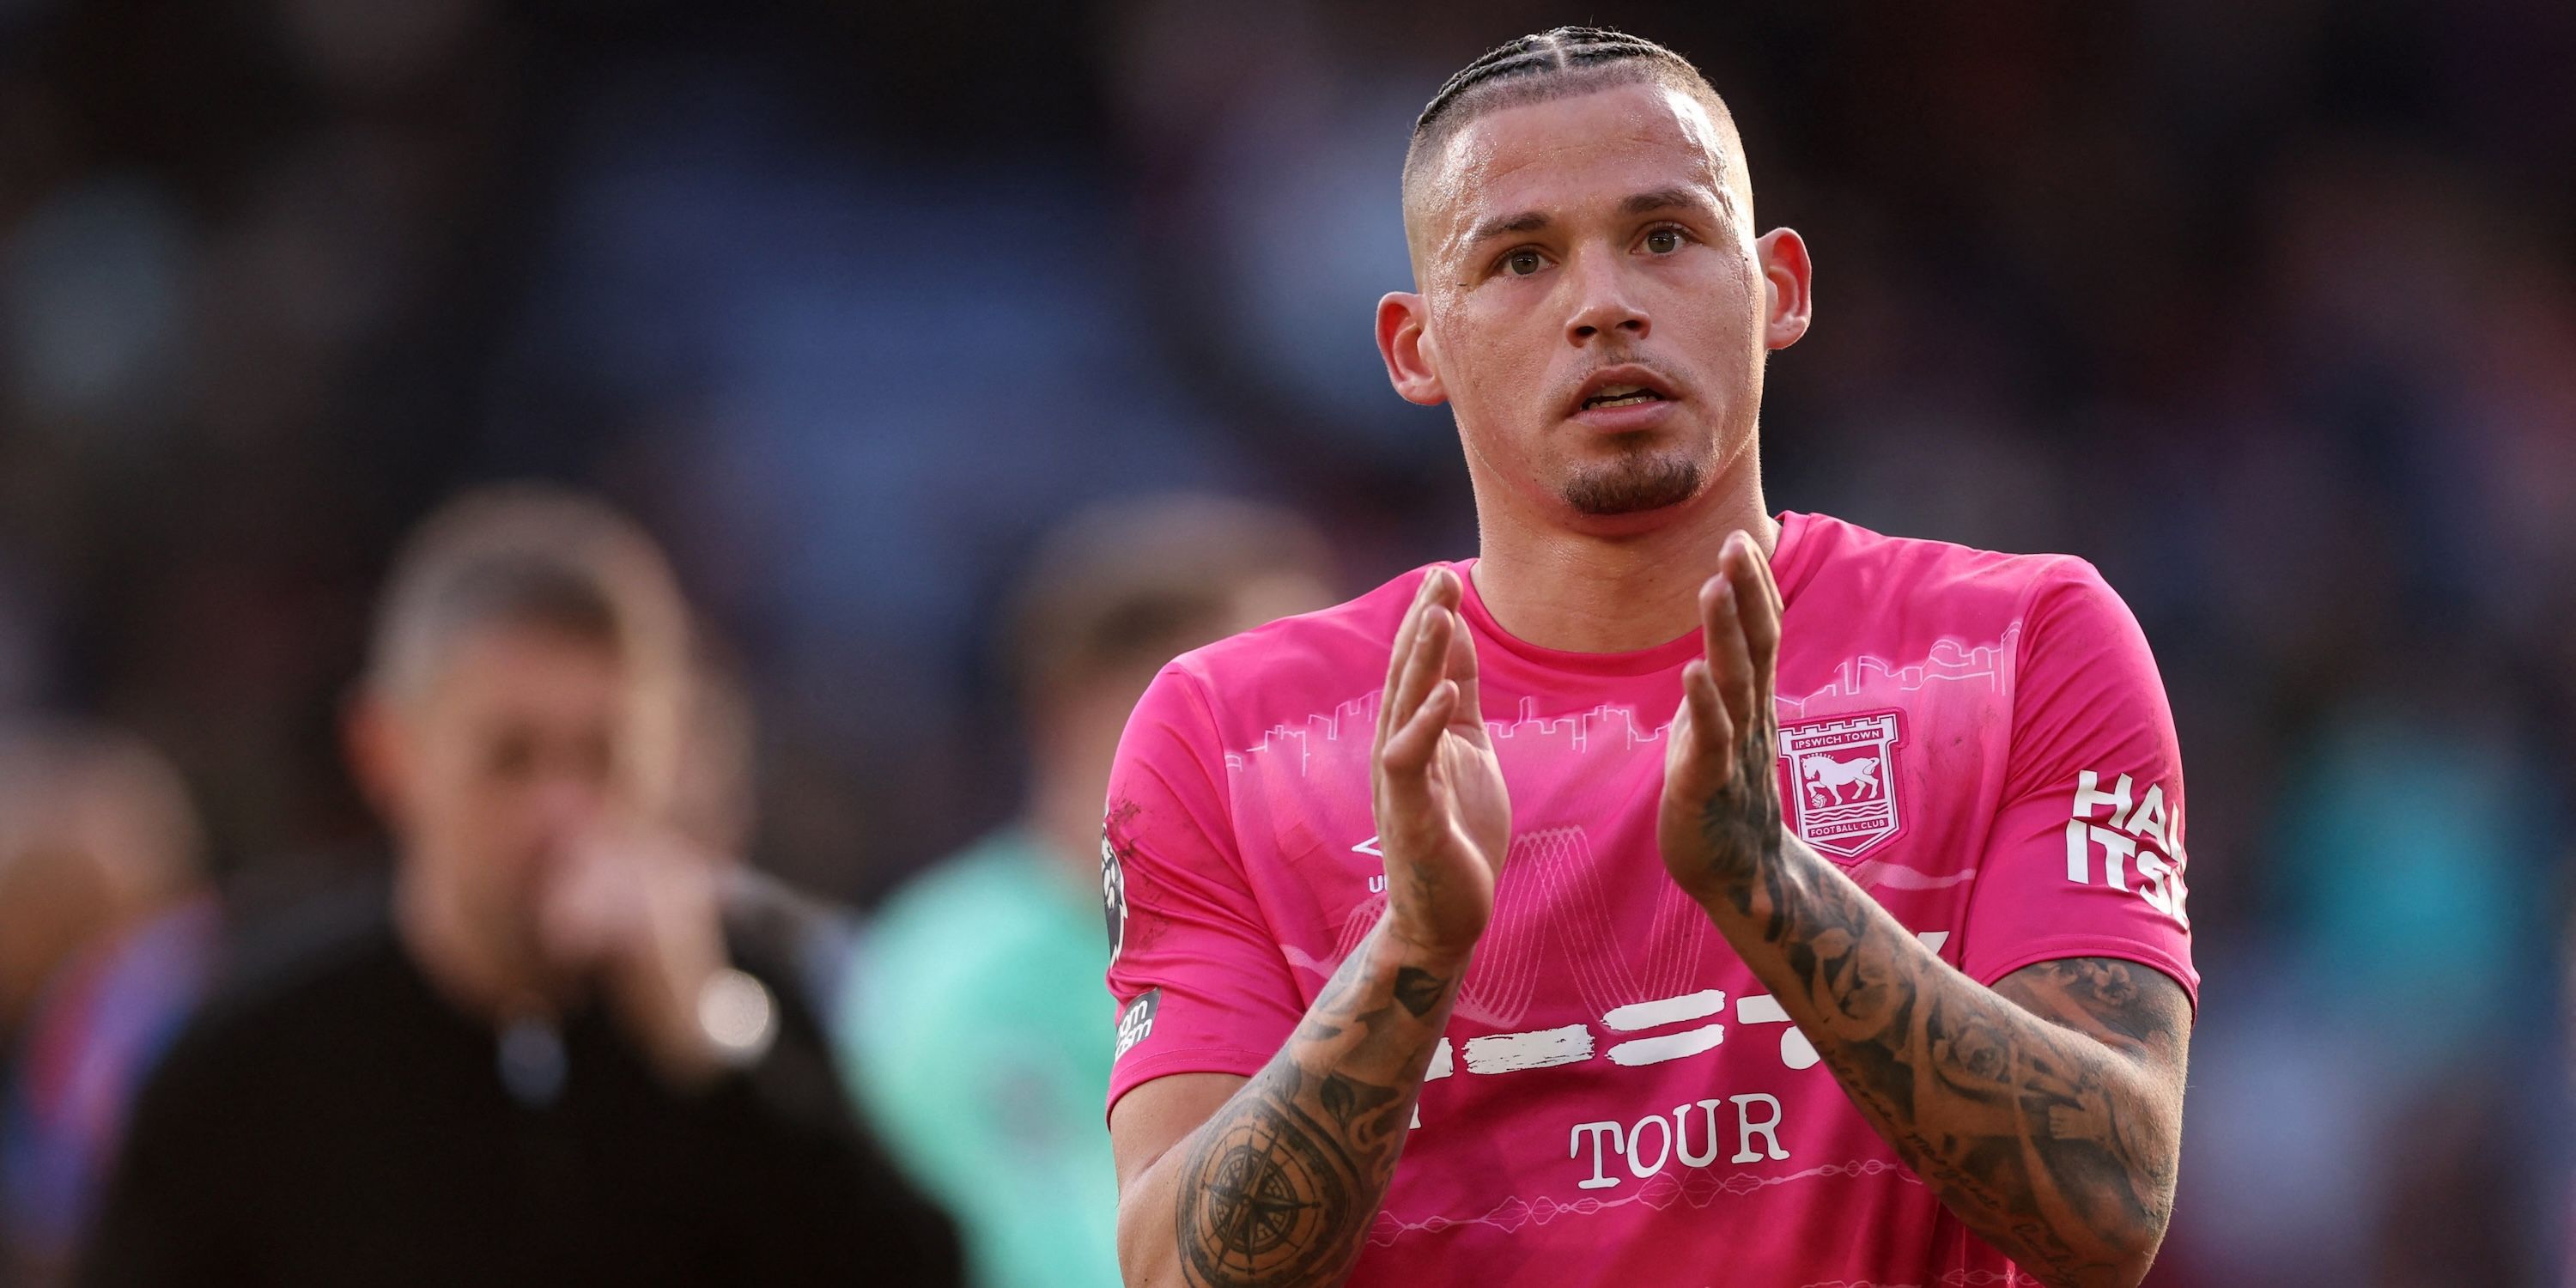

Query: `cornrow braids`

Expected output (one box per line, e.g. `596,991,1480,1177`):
1413,27,1698,137
1397,25,1748,263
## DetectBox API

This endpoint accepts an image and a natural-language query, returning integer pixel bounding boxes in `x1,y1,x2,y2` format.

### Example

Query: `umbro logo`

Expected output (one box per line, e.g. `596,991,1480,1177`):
1352,835,1387,893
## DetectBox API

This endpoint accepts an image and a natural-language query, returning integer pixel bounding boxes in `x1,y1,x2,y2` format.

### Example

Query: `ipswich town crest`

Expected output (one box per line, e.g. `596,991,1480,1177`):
1777,712,1904,858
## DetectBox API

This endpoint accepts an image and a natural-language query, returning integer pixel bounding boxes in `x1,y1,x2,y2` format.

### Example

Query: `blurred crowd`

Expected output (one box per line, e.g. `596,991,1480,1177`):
0,0,2570,1285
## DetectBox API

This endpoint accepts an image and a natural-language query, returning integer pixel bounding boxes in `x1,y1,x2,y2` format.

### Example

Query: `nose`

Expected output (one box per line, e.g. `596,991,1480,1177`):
1564,252,1650,345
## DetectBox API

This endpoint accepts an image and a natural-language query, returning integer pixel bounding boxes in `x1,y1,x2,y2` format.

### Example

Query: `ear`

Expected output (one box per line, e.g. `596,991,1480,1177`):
342,687,413,830
1754,228,1813,350
1376,292,1448,406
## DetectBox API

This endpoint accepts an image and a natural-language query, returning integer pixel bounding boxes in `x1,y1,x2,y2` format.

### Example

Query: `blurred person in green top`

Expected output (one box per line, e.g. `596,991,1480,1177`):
842,495,1334,1288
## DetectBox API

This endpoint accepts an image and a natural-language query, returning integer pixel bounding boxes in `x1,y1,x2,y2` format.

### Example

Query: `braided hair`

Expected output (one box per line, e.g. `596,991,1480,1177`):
1415,27,1695,137
1403,27,1739,209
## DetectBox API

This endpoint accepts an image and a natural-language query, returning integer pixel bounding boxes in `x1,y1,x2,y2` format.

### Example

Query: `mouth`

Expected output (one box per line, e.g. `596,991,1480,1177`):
1571,367,1681,421
1580,386,1667,411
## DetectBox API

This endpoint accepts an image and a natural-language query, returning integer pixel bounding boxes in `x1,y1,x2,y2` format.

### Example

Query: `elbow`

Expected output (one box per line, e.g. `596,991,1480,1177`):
2109,1210,2172,1288
2023,1176,2172,1288
2098,1245,2160,1288
2070,1206,2168,1288
2093,1077,2183,1288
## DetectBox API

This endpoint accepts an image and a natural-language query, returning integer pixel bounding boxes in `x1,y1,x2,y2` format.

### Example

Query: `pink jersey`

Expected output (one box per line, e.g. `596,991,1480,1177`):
1103,510,2195,1286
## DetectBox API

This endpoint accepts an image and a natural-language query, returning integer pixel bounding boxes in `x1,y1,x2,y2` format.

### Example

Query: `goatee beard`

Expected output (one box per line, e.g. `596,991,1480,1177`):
1561,451,1705,517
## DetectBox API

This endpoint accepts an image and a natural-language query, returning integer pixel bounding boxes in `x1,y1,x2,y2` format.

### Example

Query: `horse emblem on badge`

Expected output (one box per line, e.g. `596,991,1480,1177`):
1777,712,1904,858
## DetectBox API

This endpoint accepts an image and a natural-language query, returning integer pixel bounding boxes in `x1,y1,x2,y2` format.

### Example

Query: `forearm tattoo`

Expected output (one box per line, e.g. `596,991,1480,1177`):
1170,934,1455,1286
1693,729,2186,1287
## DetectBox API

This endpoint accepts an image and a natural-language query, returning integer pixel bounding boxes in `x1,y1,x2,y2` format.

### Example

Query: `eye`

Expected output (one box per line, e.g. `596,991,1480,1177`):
1503,248,1546,277
1643,227,1688,254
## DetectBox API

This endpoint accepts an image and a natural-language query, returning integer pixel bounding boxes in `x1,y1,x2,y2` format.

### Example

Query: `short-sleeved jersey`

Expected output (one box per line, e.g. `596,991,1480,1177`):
1102,510,2194,1287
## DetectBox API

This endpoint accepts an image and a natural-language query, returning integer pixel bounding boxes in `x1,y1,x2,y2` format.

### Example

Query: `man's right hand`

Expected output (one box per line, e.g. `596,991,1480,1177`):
1371,567,1510,960
1110,567,1498,1286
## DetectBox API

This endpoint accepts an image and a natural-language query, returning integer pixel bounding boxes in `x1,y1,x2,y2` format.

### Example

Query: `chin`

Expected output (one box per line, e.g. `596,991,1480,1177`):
1558,447,1710,519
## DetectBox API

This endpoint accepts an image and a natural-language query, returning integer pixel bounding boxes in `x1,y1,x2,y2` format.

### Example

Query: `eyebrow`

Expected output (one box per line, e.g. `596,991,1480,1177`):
1619,186,1722,219
1465,209,1552,246
1461,186,1725,250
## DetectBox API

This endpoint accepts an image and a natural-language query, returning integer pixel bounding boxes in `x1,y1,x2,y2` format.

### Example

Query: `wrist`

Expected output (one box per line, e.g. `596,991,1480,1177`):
1684,831,1807,922
1376,909,1477,975
631,964,777,1093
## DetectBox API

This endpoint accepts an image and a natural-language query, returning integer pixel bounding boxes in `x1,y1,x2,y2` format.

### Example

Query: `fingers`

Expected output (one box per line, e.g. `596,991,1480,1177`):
1699,574,1756,732
1388,601,1454,744
1381,679,1459,774
1443,605,1487,730
1680,659,1735,786
1721,531,1782,695
1378,568,1463,752
1727,528,1784,616
536,834,621,968
1374,573,1439,749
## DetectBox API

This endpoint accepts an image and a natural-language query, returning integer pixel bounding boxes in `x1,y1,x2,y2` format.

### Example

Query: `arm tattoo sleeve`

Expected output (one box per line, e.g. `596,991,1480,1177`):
1166,926,1455,1287
1694,748,2188,1288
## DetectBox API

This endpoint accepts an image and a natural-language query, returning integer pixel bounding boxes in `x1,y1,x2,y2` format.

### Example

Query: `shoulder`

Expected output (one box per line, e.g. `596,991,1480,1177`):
192,884,397,1032
134,887,398,1112
1790,510,2113,619
847,842,1082,1073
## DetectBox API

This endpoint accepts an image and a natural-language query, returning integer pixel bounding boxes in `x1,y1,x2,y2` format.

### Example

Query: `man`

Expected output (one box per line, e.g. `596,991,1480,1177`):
846,495,1334,1288
1104,27,2191,1288
81,484,960,1287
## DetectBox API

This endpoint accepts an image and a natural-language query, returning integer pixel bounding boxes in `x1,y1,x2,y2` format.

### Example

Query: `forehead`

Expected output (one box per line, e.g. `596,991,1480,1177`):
1419,82,1731,241
428,625,627,716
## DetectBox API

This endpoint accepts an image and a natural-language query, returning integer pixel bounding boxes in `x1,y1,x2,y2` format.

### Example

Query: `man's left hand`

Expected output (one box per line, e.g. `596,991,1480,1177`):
1656,529,1789,908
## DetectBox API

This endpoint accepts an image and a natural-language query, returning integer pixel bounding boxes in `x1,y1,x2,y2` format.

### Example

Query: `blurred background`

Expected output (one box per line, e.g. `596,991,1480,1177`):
0,0,2569,1284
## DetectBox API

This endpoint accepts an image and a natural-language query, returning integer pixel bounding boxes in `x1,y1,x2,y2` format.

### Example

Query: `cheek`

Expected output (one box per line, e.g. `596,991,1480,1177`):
1439,298,1556,436
422,770,538,871
1704,252,1767,344
1658,251,1748,326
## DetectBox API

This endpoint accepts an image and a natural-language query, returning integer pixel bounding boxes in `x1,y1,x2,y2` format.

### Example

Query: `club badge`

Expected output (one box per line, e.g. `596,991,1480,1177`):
1777,712,1905,858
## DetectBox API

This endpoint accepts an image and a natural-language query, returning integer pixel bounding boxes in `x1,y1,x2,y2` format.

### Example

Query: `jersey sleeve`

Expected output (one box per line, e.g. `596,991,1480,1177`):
1102,665,1303,1117
1958,560,2198,1010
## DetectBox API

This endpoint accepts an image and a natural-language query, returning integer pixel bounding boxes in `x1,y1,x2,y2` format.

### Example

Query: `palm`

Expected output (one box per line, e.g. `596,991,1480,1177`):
1418,714,1510,913
1372,569,1511,957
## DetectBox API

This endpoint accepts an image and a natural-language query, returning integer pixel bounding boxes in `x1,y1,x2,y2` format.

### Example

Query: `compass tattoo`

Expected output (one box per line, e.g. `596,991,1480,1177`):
1170,933,1452,1286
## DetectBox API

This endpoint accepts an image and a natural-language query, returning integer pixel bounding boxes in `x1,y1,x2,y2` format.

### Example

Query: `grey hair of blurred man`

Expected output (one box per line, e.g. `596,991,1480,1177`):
358,483,694,811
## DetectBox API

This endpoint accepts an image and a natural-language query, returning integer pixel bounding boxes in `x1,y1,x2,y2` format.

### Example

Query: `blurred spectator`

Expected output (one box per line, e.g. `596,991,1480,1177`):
0,722,216,1286
841,495,1334,1288
76,484,959,1287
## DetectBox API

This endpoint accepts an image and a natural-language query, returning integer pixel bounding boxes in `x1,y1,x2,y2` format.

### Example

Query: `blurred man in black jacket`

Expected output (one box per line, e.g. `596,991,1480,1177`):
80,484,960,1287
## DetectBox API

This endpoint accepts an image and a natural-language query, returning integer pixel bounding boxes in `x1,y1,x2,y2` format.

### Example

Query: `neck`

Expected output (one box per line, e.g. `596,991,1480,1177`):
1470,462,1777,653
393,859,552,1025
